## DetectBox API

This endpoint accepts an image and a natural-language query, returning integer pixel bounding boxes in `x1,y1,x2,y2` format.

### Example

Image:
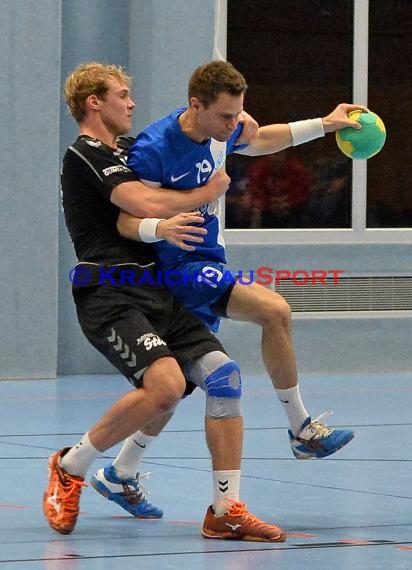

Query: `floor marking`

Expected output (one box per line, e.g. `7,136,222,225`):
338,539,372,545
287,531,315,538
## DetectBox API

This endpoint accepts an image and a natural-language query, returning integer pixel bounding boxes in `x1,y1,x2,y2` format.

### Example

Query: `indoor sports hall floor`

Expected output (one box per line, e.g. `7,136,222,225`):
1,372,411,569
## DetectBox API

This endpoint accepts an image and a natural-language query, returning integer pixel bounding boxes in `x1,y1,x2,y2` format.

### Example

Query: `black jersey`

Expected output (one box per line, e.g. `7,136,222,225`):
61,135,155,267
62,137,225,389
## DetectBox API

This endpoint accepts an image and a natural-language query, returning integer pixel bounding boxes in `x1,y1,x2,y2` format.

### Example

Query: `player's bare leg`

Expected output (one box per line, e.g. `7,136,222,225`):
227,282,354,459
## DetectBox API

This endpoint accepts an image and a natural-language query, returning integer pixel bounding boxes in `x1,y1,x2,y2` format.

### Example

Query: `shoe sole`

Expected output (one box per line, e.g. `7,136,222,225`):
201,528,287,542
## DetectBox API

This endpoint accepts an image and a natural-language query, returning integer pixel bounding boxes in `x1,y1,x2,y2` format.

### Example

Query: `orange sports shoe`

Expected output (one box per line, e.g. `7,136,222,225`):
201,501,287,542
42,448,87,535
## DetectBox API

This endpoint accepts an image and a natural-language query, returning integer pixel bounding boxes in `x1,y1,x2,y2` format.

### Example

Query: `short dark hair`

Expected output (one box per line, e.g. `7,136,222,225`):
188,61,247,108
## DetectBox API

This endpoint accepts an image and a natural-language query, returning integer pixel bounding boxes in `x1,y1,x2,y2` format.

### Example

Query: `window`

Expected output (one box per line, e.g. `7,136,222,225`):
225,0,412,237
367,0,412,228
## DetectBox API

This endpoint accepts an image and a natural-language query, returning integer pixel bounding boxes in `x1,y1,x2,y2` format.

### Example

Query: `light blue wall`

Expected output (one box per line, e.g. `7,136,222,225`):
57,0,130,375
0,0,61,379
129,0,215,132
1,0,410,379
56,0,218,376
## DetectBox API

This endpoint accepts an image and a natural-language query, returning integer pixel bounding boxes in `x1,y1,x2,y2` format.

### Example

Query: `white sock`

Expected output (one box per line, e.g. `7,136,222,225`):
213,470,241,516
60,432,100,477
112,431,156,480
276,386,309,437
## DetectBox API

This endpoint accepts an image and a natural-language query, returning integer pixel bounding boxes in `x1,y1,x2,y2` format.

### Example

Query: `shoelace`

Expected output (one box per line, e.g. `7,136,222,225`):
307,411,334,438
226,500,260,524
122,472,152,504
61,474,87,513
224,499,283,535
137,472,152,497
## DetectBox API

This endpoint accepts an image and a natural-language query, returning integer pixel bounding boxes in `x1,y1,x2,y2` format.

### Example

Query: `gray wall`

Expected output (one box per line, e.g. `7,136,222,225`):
1,0,411,380
57,0,130,376
56,0,218,377
128,0,215,133
219,243,412,375
0,0,61,379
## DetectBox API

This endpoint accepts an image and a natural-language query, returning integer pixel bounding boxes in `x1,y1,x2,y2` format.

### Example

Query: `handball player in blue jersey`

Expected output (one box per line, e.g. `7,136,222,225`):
116,61,365,460
45,62,289,542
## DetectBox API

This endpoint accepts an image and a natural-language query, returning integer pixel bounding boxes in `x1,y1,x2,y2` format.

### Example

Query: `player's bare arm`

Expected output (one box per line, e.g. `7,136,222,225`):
235,103,369,157
117,211,207,252
111,169,230,218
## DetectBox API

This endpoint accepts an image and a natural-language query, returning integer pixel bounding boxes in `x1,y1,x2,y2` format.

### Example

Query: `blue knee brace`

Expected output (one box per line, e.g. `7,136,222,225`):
185,351,242,419
202,360,242,399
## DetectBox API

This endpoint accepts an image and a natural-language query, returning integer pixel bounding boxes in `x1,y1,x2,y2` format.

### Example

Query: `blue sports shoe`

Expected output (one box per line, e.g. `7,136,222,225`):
90,466,164,518
288,412,354,459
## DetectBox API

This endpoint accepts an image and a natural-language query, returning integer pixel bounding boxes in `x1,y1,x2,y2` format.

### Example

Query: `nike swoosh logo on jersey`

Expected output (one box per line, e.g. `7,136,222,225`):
171,171,190,182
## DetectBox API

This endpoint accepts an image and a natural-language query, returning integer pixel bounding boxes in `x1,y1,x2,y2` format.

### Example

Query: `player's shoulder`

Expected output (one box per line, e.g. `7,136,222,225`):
65,136,134,182
117,136,135,152
68,135,130,163
71,135,104,152
67,136,111,163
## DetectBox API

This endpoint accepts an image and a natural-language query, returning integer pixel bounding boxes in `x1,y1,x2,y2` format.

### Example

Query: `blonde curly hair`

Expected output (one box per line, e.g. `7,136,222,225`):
64,62,132,123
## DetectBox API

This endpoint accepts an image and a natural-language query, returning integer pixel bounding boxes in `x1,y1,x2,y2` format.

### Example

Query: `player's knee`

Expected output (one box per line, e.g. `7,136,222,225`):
203,358,242,419
203,359,242,398
185,351,242,418
144,359,186,412
268,293,291,325
159,379,185,412
254,291,291,329
206,394,242,419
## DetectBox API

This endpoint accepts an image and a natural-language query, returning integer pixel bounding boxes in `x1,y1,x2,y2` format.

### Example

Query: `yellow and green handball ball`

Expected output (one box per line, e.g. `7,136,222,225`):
335,110,386,159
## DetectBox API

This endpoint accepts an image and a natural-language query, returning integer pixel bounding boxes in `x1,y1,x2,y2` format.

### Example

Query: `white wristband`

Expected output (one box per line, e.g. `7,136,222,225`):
288,118,325,146
138,218,165,243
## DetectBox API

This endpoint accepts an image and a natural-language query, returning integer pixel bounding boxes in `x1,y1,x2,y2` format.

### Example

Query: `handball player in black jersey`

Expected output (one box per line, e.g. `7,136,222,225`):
43,62,286,543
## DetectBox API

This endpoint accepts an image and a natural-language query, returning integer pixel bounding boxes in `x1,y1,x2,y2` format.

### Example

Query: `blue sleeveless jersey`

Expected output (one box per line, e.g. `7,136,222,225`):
127,107,246,271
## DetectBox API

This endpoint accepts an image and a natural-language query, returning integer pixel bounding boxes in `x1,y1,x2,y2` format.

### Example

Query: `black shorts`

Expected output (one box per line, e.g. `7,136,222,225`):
73,283,224,391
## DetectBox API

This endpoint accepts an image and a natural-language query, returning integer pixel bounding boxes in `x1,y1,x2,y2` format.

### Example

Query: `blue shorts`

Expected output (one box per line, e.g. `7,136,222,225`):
162,260,237,332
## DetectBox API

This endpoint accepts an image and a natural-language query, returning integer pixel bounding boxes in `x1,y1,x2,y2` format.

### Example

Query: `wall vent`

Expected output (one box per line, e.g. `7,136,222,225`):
272,275,412,313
